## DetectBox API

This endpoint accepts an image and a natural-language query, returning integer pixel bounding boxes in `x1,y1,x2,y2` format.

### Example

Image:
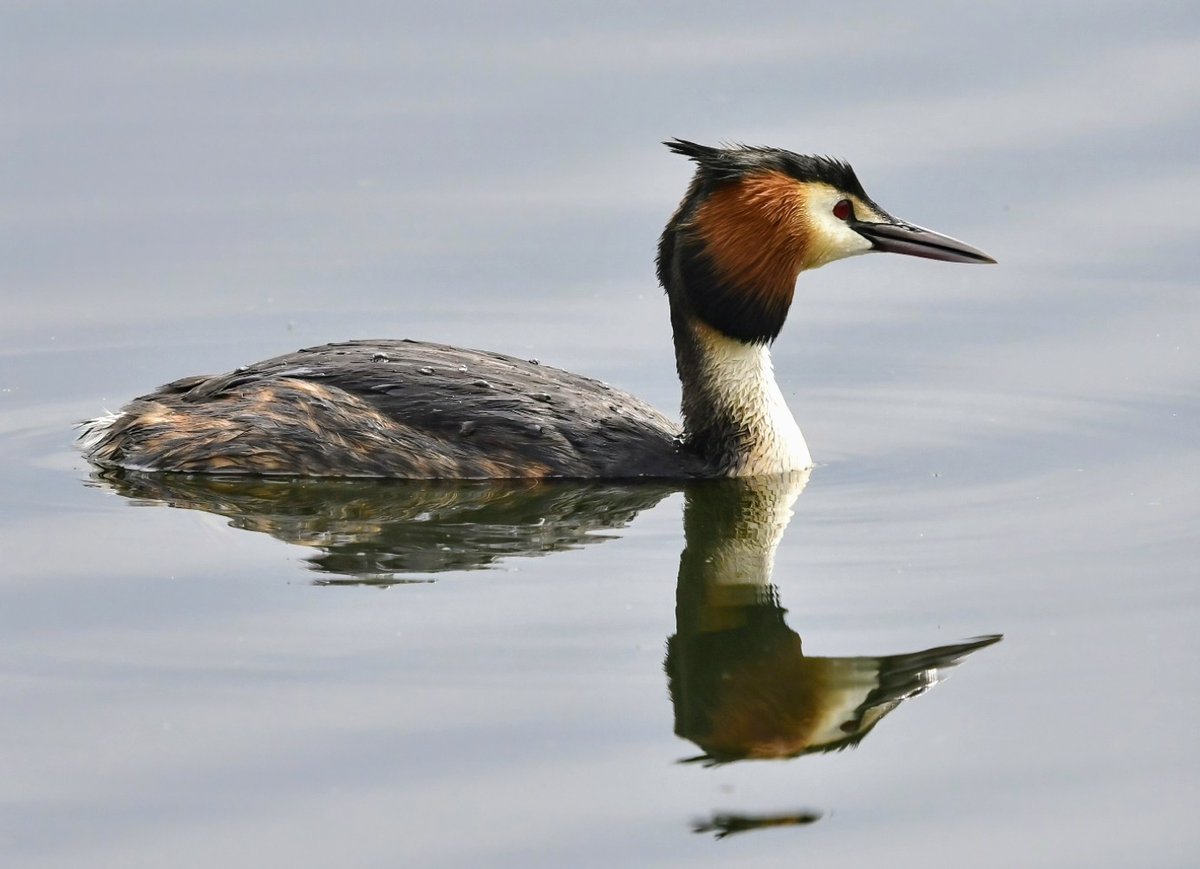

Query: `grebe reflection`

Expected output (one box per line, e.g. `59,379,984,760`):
89,470,1000,838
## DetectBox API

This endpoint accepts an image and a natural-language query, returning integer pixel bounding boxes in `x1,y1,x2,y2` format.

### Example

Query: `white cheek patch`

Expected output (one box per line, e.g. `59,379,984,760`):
802,186,875,269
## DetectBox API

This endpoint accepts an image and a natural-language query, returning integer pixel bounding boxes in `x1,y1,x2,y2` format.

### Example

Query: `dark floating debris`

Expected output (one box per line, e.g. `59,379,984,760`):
692,810,823,840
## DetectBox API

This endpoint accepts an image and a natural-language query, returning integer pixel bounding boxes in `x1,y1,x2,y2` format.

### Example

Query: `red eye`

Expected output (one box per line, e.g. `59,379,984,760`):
833,199,853,221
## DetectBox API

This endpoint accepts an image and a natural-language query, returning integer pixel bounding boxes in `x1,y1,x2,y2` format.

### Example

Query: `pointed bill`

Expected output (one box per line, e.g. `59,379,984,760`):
853,220,997,264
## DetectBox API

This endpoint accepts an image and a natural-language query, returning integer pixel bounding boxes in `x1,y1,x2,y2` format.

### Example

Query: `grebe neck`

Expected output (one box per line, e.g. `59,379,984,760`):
672,314,811,476
656,164,815,476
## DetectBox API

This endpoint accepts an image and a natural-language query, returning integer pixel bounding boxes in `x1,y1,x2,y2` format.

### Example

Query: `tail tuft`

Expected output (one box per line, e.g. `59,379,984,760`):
76,411,122,457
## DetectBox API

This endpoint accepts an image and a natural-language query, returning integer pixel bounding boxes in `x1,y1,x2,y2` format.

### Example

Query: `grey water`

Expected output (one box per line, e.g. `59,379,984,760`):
3,2,1199,866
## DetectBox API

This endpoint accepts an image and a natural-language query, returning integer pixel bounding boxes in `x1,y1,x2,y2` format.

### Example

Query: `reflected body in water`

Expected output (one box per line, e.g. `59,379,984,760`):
93,470,674,580
90,469,1000,836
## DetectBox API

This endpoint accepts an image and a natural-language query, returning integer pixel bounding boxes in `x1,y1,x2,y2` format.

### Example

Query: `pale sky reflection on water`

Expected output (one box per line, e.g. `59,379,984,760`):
2,2,1199,867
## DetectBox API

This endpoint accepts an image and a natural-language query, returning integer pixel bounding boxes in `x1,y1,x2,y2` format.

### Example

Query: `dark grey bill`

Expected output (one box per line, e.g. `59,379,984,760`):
853,220,996,264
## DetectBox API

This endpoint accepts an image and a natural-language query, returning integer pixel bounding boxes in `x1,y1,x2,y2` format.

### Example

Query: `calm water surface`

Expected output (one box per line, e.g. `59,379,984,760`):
3,2,1199,867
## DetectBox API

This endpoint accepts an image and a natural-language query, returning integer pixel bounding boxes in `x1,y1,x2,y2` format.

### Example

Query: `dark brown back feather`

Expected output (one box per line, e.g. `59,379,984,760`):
86,339,711,479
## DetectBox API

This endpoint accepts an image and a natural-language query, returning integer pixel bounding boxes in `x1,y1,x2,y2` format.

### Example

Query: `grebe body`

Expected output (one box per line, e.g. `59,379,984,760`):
80,141,994,479
82,339,700,478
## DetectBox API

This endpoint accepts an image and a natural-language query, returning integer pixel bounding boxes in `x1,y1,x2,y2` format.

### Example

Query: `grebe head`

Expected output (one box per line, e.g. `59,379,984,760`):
657,139,996,344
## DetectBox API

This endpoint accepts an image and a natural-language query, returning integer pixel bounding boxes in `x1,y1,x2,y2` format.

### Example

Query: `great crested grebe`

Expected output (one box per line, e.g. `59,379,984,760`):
79,140,994,479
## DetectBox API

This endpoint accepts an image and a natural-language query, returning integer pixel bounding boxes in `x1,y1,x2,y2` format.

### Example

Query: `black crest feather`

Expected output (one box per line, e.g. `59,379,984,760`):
664,138,868,199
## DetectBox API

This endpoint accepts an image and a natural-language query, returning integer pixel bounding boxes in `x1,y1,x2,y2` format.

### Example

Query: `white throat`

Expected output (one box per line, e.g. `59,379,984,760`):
699,329,812,475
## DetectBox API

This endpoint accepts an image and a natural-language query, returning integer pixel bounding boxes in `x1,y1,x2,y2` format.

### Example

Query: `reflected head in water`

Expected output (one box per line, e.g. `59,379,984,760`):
665,473,1001,764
